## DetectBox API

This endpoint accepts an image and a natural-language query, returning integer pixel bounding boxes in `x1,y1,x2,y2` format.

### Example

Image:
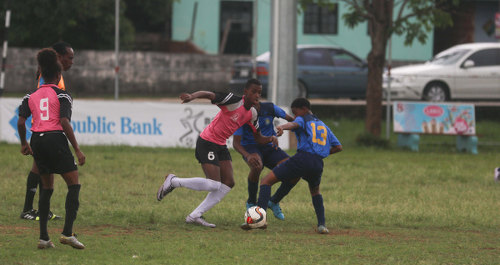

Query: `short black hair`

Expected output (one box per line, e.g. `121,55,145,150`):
37,48,62,81
51,41,72,55
291,97,310,110
244,78,262,89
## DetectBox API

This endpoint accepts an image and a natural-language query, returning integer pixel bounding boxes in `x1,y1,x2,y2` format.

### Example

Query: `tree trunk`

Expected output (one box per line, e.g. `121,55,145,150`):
364,0,392,137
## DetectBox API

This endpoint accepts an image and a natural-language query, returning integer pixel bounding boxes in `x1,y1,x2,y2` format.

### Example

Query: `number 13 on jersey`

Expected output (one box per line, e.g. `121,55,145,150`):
311,122,327,146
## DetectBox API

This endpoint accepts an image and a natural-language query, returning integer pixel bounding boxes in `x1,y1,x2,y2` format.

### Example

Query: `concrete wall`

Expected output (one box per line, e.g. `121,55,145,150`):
3,48,248,97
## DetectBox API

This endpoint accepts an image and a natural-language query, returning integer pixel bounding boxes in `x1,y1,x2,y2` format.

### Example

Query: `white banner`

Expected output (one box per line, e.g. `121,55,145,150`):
0,98,290,149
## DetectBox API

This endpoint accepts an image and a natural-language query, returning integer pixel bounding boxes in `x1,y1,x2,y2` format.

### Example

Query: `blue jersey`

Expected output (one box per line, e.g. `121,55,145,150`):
293,114,341,158
234,102,287,146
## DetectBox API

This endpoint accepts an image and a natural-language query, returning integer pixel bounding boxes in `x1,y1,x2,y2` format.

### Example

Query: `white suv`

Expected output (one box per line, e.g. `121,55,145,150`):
384,42,500,101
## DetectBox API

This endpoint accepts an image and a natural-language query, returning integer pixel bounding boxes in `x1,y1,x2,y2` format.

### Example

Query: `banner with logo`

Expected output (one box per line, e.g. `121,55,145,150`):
393,101,475,135
0,98,290,149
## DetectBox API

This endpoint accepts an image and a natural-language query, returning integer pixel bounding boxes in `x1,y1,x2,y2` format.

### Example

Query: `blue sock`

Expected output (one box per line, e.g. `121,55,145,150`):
247,179,258,205
312,194,325,226
257,185,271,210
270,181,296,204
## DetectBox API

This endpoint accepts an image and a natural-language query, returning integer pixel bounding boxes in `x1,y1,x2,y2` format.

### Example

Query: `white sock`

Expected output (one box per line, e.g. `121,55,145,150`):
171,177,220,191
189,183,231,218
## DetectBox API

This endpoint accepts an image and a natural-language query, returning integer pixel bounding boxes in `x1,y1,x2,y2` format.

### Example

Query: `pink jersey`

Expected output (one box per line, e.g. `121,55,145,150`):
19,84,73,132
200,93,259,145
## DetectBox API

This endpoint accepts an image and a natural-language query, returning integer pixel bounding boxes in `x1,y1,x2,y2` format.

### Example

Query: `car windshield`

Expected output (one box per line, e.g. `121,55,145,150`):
428,49,470,65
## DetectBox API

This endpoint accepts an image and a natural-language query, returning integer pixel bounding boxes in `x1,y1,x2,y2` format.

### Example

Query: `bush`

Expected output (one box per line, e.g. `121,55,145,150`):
355,133,391,148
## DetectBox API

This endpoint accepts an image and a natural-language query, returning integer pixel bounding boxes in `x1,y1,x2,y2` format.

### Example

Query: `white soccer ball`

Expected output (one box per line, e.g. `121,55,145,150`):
244,206,267,228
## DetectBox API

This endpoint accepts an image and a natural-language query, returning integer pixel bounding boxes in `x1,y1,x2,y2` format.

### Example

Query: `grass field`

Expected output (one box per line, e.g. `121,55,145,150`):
1,119,499,264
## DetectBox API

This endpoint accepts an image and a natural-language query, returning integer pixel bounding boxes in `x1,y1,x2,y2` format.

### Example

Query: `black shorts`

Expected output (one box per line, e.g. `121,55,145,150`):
272,151,323,189
195,136,231,166
30,131,77,175
242,144,289,169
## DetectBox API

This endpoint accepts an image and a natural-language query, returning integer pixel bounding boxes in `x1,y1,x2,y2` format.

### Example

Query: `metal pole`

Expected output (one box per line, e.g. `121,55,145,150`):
385,38,392,140
114,0,120,100
189,2,198,42
0,6,11,97
251,0,258,78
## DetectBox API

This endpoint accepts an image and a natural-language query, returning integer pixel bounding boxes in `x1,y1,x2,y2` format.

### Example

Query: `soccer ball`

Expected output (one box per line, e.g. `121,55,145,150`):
244,206,267,228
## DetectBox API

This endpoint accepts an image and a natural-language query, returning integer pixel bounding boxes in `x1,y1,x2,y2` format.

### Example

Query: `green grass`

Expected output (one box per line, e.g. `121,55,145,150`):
1,119,499,264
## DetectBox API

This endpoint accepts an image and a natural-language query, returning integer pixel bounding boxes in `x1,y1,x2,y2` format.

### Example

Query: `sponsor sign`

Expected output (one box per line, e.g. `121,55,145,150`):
393,101,475,135
0,98,290,149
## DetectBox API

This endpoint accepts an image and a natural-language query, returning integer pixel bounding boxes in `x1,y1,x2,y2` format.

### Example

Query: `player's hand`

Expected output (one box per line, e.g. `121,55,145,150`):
76,150,86,166
276,126,284,137
180,93,193,104
270,136,279,149
20,143,33,155
246,153,262,169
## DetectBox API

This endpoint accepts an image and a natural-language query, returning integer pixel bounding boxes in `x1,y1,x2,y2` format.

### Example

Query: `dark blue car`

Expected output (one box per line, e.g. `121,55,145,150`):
229,45,368,99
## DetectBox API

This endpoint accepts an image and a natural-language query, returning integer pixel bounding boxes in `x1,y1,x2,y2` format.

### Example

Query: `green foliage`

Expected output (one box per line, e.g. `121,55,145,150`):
355,132,391,148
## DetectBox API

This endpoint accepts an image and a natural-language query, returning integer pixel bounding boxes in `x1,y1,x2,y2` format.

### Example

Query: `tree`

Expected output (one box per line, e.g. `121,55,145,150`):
341,0,457,137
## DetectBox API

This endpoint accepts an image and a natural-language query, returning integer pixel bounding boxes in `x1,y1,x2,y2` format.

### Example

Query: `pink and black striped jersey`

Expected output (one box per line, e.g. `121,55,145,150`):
19,84,73,132
200,92,259,146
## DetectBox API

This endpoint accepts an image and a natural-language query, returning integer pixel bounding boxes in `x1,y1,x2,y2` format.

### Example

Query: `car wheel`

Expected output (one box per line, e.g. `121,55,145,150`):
297,81,308,98
423,82,449,102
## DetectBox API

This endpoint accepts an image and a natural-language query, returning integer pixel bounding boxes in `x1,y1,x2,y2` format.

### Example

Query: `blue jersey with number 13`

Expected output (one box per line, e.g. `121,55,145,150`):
293,114,341,158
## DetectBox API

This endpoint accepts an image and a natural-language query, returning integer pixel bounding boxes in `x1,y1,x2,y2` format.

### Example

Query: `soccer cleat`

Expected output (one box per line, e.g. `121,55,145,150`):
246,201,256,210
20,209,38,220
317,225,329,234
37,239,55,249
36,211,61,221
495,167,500,182
59,234,85,249
185,215,216,228
268,201,285,220
157,174,176,201
240,222,267,230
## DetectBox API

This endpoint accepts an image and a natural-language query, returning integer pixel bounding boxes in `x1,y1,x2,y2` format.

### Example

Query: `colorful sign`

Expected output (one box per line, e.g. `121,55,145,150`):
393,101,475,135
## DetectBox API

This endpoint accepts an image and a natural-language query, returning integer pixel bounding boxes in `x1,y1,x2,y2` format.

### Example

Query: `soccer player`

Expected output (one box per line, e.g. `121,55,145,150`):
241,98,342,234
233,101,297,220
156,79,277,228
20,42,74,221
17,48,85,249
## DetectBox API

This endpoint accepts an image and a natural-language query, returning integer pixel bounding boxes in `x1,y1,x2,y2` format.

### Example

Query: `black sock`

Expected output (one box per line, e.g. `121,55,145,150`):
23,171,40,212
247,179,259,205
257,185,271,210
270,181,296,204
312,194,325,226
62,184,81,237
39,189,54,241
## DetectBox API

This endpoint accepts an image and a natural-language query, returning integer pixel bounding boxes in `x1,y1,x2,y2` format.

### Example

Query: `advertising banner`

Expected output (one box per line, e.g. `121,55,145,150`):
393,101,475,135
0,98,290,149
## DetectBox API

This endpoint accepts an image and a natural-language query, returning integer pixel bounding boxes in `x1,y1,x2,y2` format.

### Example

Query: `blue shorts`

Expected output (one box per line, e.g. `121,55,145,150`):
272,151,323,188
242,144,289,169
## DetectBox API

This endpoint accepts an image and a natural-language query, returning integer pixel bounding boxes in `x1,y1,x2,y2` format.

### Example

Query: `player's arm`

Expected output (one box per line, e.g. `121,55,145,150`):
233,134,262,169
253,132,278,146
61,118,85,166
330,145,343,154
180,91,215,103
275,122,300,136
284,114,294,122
17,116,32,155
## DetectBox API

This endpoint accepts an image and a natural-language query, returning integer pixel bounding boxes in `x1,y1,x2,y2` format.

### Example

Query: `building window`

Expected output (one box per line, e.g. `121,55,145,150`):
303,3,338,34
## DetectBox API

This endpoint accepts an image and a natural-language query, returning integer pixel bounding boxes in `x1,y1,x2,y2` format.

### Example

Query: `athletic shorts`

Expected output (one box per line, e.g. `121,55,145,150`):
30,131,77,175
272,151,323,188
242,144,289,169
195,136,231,166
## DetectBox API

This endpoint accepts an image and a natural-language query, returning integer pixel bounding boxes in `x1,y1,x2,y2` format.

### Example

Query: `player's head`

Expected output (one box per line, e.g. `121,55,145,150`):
52,41,74,71
291,97,311,117
37,48,62,84
243,78,262,108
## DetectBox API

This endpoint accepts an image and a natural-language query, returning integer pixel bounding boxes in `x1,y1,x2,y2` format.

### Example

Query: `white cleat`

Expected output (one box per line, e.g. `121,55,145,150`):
185,215,216,228
59,234,85,249
37,239,55,249
157,174,176,201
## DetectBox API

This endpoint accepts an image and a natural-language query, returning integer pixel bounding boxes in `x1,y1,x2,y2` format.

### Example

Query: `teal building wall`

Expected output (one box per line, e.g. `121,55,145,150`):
172,0,434,61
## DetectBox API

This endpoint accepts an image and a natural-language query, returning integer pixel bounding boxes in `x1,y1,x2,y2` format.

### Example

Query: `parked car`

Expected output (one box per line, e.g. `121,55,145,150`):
384,42,500,102
229,45,368,99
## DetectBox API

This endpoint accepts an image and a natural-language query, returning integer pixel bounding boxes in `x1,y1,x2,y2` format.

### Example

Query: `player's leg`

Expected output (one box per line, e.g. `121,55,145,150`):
21,161,40,220
59,170,84,249
186,148,233,227
243,145,263,208
38,173,54,243
309,184,328,234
